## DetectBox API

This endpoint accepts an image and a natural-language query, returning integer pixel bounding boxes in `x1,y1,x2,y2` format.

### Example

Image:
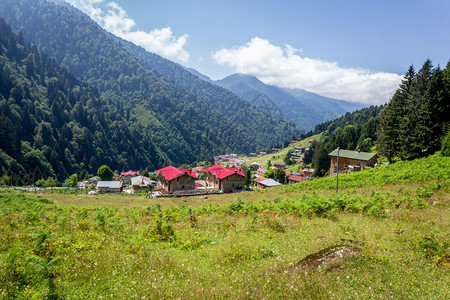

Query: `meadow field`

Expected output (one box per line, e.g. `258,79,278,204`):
0,154,449,299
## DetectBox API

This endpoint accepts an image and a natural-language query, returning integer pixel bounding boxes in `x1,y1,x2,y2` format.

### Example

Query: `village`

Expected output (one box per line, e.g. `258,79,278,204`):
88,137,378,197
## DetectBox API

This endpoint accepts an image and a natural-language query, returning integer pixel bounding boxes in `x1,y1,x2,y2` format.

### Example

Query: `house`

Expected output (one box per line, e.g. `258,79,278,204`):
88,176,101,184
250,162,260,171
120,170,140,184
204,165,246,193
256,168,266,177
156,166,197,194
300,168,315,179
328,149,377,176
288,174,307,184
131,175,153,191
273,163,286,170
96,181,123,193
258,178,282,188
253,176,267,187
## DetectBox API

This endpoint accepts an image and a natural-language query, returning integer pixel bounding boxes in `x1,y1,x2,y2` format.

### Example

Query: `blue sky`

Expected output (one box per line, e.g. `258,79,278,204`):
66,0,450,105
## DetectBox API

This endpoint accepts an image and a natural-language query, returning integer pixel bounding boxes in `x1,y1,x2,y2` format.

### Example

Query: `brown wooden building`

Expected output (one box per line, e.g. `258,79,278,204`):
204,165,246,193
156,166,197,194
328,149,377,176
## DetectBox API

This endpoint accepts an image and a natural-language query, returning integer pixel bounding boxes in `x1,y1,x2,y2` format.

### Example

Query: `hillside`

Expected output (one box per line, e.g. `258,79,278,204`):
243,134,321,172
0,0,299,174
0,18,169,182
117,38,298,136
216,73,363,130
0,153,448,298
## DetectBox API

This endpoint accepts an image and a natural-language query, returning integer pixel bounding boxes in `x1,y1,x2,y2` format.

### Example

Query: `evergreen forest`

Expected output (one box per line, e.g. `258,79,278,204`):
309,60,450,177
0,0,300,185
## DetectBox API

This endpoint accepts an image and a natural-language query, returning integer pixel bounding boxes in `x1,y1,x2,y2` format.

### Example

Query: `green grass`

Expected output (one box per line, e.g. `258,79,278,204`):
0,154,449,299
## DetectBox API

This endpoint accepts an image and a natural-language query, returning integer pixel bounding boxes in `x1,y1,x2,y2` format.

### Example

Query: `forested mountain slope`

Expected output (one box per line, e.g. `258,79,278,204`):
0,17,169,183
0,0,299,173
118,38,298,134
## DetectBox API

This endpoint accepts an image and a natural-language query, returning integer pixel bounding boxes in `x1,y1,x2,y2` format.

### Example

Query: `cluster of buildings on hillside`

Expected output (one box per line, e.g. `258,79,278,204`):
92,149,378,196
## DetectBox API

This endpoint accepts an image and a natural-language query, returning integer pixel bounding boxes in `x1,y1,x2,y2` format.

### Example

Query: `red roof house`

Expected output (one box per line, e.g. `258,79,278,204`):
120,170,140,177
288,174,308,184
156,166,197,193
204,165,246,192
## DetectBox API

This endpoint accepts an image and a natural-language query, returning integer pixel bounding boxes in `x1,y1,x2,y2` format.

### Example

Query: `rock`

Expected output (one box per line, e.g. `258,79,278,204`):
290,240,363,272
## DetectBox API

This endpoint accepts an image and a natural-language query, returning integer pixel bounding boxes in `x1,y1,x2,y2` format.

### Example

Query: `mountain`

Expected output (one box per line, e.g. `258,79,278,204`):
216,73,364,130
0,17,166,182
185,67,213,83
116,37,298,138
0,0,299,179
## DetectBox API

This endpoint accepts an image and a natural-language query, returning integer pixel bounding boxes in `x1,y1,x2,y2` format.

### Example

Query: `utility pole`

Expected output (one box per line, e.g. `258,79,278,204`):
336,147,340,193
10,171,13,188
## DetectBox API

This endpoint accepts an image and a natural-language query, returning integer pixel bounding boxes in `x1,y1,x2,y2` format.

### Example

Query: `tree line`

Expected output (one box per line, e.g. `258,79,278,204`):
309,60,450,177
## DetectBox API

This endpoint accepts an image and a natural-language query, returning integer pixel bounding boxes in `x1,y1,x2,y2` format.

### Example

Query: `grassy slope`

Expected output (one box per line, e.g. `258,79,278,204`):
0,154,449,299
243,133,321,171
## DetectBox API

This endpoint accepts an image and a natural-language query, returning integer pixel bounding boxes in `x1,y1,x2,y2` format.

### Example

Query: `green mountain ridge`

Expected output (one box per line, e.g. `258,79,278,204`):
0,0,299,183
0,17,168,182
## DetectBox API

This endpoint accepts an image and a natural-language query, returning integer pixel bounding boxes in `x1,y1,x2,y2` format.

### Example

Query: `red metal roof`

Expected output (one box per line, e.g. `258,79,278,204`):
121,170,139,176
204,165,245,179
156,166,197,181
288,174,307,182
254,176,267,182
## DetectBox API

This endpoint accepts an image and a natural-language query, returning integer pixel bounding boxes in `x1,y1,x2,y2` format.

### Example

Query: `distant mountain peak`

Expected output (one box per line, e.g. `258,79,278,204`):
216,73,365,130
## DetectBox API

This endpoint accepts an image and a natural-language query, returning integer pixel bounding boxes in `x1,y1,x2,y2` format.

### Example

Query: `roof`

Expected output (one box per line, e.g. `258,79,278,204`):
121,170,139,176
131,176,152,186
259,179,282,187
156,166,197,181
288,174,307,182
328,149,377,161
204,165,245,179
96,181,122,189
254,176,267,183
88,176,101,182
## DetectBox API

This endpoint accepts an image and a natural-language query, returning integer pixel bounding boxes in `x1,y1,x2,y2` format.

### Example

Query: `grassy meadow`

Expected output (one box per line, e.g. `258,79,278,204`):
0,154,449,299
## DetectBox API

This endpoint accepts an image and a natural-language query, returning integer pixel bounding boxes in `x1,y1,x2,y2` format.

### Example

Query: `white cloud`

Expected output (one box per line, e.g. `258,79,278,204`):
65,0,189,62
212,37,402,105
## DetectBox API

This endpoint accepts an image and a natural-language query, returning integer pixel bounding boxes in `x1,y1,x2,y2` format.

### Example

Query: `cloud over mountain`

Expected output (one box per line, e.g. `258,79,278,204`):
212,37,402,105
66,0,189,62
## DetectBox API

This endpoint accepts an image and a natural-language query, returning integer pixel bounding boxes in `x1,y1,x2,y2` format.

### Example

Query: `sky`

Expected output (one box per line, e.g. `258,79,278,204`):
64,0,450,105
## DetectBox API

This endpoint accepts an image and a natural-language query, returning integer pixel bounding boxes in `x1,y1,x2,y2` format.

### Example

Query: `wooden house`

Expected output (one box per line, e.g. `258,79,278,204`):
328,149,377,176
156,166,197,194
204,165,246,193
288,174,307,184
273,163,286,170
